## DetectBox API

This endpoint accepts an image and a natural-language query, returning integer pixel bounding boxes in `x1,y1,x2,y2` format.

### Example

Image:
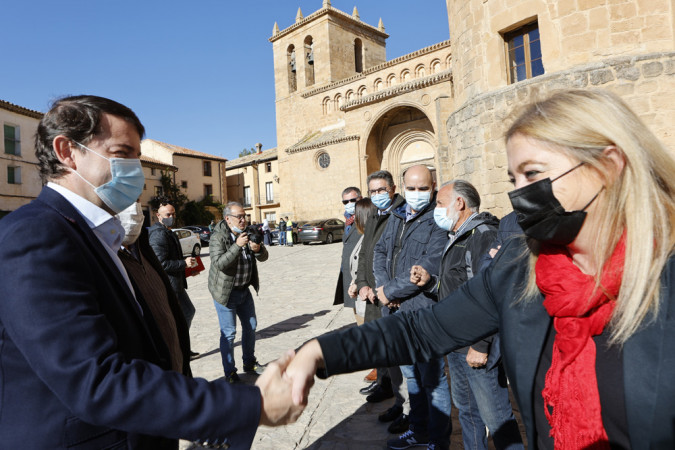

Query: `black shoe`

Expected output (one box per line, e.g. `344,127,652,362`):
359,380,379,395
387,414,410,434
366,385,394,403
226,371,240,384
379,405,403,423
243,361,266,375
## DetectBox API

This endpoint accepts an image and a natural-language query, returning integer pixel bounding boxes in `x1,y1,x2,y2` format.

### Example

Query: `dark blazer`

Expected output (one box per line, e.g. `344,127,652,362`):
333,224,361,307
0,187,261,449
317,236,675,449
149,221,188,292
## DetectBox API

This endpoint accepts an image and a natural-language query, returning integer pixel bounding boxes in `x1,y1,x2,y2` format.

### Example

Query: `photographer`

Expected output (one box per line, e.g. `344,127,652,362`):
208,202,269,383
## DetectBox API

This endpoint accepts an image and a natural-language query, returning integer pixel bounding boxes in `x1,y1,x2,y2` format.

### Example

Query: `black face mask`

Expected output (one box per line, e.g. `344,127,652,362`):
508,163,602,246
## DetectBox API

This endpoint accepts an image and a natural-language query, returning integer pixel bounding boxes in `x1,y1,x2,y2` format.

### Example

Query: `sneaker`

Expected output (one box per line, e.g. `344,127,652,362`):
226,371,240,384
387,429,428,449
388,413,410,434
379,405,403,423
366,385,394,403
243,361,266,375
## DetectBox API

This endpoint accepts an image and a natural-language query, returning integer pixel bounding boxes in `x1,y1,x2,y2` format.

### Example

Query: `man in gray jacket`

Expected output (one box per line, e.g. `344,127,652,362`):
209,202,269,383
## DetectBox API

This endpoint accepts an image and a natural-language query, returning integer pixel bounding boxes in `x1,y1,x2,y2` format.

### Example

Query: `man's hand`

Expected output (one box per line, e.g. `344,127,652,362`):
488,245,501,259
185,256,196,268
359,286,376,304
410,265,430,287
466,347,488,368
249,241,261,253
255,350,305,426
236,232,249,247
285,340,324,406
348,283,358,299
375,286,389,306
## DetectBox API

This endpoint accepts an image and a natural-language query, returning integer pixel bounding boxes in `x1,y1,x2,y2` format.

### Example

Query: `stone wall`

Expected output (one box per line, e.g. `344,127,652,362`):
443,52,675,217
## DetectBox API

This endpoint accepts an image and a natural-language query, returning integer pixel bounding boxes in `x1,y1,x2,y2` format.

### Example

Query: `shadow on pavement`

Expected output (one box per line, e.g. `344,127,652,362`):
255,309,332,340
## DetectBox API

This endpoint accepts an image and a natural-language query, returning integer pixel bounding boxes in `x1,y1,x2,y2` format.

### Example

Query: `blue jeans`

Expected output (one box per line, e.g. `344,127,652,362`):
213,288,257,375
400,358,451,447
279,230,286,245
446,352,524,450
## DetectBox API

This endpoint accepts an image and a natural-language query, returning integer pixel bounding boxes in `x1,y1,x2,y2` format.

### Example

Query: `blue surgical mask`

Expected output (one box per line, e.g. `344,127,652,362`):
434,207,459,231
232,226,244,234
71,141,144,213
405,191,431,211
371,192,392,210
344,202,356,216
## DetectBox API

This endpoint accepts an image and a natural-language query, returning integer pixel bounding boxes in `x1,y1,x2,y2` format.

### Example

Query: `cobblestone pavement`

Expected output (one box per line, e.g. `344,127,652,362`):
180,243,527,449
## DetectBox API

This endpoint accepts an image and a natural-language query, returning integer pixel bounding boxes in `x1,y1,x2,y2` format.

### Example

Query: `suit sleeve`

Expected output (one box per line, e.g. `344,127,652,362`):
467,227,499,354
0,214,261,447
373,218,393,289
316,245,503,375
149,228,186,274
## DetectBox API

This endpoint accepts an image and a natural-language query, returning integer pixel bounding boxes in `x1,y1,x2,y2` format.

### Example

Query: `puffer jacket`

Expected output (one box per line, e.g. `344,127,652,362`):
373,194,447,312
208,220,268,306
148,222,188,292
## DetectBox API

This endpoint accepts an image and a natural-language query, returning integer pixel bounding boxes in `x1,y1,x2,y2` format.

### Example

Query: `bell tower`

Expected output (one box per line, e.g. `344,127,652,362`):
269,1,388,101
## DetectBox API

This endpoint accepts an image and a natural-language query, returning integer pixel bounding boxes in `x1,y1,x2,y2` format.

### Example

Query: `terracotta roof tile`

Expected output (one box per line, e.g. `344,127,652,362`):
226,148,277,168
143,139,228,162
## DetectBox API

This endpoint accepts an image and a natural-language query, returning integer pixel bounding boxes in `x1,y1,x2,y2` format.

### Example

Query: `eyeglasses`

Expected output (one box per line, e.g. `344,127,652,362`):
368,187,389,195
227,214,247,221
342,198,358,205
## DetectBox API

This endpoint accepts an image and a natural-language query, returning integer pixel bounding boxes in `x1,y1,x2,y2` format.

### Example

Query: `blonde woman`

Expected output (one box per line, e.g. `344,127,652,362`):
287,89,675,449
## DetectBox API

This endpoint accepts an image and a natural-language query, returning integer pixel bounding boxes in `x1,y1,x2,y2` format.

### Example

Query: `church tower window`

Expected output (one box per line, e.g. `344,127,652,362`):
354,38,363,73
287,45,297,93
304,36,315,86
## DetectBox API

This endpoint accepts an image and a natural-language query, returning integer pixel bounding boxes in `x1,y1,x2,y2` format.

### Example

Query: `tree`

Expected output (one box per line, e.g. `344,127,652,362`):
149,171,188,216
238,147,256,158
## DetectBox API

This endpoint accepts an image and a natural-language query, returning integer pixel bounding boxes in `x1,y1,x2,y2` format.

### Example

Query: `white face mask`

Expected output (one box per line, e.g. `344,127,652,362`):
117,202,145,245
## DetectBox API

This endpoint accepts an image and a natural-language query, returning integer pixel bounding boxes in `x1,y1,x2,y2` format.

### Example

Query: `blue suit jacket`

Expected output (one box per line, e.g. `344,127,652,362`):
0,187,260,449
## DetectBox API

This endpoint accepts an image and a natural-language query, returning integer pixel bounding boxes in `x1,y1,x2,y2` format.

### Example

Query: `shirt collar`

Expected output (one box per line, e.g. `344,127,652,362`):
47,182,124,250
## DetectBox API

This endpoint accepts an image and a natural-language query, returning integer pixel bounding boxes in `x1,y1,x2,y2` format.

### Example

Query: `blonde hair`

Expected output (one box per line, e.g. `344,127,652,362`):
507,89,675,344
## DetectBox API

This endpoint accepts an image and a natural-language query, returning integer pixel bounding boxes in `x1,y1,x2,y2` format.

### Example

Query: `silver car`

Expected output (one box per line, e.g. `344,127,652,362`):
298,219,345,244
173,228,201,256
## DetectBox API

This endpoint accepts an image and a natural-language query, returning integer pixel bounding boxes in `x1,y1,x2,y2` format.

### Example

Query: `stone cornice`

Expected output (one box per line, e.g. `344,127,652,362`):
340,69,453,111
0,99,43,119
269,6,388,43
285,134,360,154
301,40,452,98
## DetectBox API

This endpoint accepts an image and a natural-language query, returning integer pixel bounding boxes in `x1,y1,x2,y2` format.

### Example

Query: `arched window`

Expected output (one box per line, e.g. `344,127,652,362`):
354,38,363,73
287,45,297,93
357,85,367,99
430,59,441,74
374,78,384,92
322,96,331,115
346,89,355,102
387,73,397,87
415,64,426,78
401,69,411,82
334,94,343,110
304,36,315,87
445,54,452,69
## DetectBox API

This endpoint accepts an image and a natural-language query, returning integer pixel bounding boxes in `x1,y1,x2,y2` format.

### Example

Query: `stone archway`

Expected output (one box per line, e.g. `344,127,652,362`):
364,105,438,188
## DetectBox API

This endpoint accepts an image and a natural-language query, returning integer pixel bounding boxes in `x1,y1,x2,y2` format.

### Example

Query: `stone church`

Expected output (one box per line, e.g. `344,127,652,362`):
271,0,675,221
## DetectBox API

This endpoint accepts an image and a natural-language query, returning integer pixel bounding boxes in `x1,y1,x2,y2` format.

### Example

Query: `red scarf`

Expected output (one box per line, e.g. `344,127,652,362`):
345,215,355,227
535,236,625,449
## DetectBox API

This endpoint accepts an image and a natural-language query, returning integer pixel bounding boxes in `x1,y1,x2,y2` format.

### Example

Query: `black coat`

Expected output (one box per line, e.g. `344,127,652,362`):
317,236,675,449
149,222,187,292
333,225,361,307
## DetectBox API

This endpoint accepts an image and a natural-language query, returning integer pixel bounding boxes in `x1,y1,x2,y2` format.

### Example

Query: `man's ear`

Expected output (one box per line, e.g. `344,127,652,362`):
52,136,78,170
456,196,466,211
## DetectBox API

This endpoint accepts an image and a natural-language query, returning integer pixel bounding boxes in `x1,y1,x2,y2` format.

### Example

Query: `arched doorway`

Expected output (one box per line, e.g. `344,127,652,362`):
364,105,438,188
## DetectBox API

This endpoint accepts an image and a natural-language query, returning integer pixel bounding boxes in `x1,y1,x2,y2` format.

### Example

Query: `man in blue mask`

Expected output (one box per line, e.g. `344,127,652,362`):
149,199,198,358
334,187,362,319
373,164,451,450
0,95,301,449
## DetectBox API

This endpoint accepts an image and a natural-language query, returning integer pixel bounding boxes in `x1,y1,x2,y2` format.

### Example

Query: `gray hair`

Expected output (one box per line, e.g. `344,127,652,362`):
366,170,394,188
443,179,480,212
342,186,361,197
223,201,243,217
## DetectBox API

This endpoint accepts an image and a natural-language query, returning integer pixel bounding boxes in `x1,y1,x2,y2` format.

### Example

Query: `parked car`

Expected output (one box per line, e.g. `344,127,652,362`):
298,219,345,244
183,225,211,246
173,228,201,257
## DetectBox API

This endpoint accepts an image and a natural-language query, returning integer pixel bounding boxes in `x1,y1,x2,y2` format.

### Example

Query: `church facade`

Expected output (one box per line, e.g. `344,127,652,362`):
270,0,674,221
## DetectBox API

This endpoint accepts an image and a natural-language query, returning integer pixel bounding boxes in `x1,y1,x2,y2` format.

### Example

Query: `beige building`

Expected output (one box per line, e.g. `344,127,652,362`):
141,139,228,210
0,100,42,217
139,154,177,224
269,0,675,221
225,145,280,225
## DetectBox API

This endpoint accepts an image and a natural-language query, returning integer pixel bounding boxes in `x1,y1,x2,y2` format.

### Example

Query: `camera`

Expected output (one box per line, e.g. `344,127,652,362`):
245,225,264,245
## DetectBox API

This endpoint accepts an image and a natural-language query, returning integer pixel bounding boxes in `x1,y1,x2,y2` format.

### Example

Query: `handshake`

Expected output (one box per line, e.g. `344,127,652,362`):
254,340,324,427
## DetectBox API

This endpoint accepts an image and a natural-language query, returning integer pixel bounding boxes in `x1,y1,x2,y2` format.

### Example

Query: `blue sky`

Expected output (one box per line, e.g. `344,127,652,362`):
2,1,450,160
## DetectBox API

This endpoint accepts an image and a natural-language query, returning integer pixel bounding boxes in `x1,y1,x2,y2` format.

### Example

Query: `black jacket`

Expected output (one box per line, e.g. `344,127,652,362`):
334,225,361,307
317,237,675,449
149,222,187,292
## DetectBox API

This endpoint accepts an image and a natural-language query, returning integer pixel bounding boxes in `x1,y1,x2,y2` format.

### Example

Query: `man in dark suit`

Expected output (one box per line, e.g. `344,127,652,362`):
0,95,301,449
333,186,362,320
